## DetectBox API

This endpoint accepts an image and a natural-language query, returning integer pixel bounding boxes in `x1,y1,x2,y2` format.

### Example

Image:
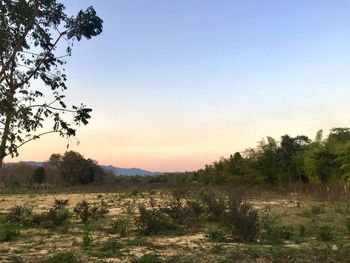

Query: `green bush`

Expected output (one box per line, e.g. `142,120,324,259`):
225,197,260,242
134,253,159,263
110,216,131,237
74,200,109,223
135,201,179,235
318,225,334,241
43,252,79,263
82,230,93,250
0,223,20,242
7,204,32,225
202,191,226,220
31,199,69,227
205,225,226,242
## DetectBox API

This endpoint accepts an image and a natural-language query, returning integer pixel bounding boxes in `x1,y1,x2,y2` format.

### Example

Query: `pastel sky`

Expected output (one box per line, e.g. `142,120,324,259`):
10,0,350,172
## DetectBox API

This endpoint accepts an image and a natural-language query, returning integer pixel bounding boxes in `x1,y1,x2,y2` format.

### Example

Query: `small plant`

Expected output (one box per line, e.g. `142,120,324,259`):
0,223,20,242
346,218,350,234
99,239,123,257
110,216,131,237
310,204,325,215
205,225,226,242
82,230,93,249
43,252,79,263
225,197,260,242
202,191,226,220
318,225,334,241
74,200,109,223
7,204,32,225
134,253,159,263
135,201,179,235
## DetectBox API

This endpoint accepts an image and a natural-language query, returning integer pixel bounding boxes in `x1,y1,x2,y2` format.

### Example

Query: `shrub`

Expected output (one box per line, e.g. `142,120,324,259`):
201,191,226,220
74,200,109,223
318,225,334,241
110,216,131,237
162,192,205,227
134,253,159,263
225,197,259,242
346,218,350,234
7,204,32,225
31,199,69,227
82,230,93,250
43,252,79,263
0,223,20,242
135,201,179,235
205,225,226,242
310,204,325,215
99,239,123,257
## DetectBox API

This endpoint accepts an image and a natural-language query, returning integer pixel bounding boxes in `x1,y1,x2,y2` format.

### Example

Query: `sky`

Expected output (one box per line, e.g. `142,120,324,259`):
10,0,350,172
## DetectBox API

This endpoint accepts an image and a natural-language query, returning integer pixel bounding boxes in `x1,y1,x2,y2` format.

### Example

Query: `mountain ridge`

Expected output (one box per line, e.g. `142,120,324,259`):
4,161,163,176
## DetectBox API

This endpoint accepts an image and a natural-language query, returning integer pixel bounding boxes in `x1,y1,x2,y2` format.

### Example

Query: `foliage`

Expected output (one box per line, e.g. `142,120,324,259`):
0,0,103,164
225,197,260,242
317,225,334,241
205,225,226,242
7,204,32,225
32,166,46,184
201,191,226,220
43,252,80,263
82,230,93,250
0,222,20,242
73,199,109,223
135,200,179,235
133,254,160,263
110,216,131,237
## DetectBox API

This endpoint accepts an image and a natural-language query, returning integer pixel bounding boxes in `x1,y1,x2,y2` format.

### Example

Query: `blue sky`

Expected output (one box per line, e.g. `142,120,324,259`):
13,0,350,171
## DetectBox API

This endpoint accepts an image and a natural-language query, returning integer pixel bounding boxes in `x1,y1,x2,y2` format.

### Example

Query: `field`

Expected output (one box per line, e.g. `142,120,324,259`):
0,187,349,263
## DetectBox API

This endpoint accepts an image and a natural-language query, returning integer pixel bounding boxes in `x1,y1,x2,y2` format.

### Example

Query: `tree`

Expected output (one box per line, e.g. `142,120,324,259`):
32,166,45,184
0,1,103,172
58,151,104,185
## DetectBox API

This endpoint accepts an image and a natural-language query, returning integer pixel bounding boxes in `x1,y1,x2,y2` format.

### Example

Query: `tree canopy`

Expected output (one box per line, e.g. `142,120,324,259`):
0,0,103,167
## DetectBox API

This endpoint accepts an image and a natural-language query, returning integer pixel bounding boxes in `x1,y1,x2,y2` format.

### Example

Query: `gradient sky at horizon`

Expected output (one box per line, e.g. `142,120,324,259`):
10,0,350,171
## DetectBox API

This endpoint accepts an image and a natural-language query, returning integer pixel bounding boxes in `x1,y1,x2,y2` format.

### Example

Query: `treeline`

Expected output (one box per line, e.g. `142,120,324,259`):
1,151,114,188
189,127,350,185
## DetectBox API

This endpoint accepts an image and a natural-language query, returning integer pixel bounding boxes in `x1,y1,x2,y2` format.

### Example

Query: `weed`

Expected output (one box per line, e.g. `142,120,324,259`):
110,216,131,237
82,230,93,249
0,223,20,242
317,225,334,241
7,204,32,225
74,200,109,223
135,202,179,235
43,252,79,263
225,197,260,242
205,225,226,242
133,253,160,263
201,191,226,220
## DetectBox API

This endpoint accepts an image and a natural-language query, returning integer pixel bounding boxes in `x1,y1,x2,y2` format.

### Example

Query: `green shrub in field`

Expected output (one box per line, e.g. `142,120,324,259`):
161,191,205,227
7,204,32,225
260,212,295,243
82,230,93,250
110,216,131,237
0,223,20,242
310,204,325,215
99,239,123,257
225,197,260,242
133,253,159,263
135,200,179,235
74,200,109,223
205,225,226,242
31,199,69,227
43,252,79,263
317,225,334,241
345,218,350,234
201,191,226,220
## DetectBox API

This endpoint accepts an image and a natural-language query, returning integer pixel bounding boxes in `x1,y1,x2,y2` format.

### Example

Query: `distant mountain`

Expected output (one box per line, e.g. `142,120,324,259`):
102,165,162,176
5,161,162,176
